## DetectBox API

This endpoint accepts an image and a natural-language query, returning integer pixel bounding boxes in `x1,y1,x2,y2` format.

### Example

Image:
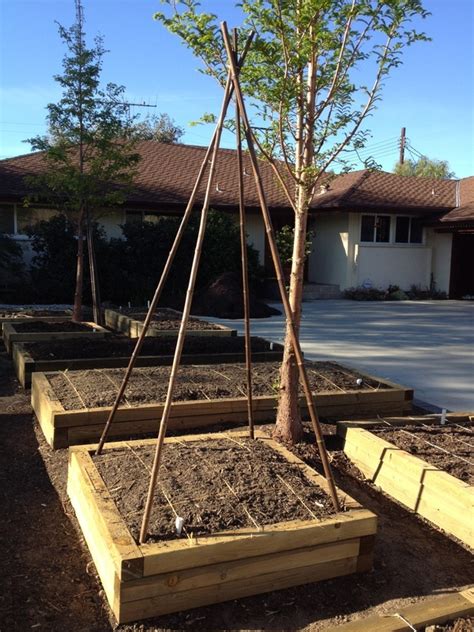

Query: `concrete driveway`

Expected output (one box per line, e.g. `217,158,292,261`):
207,300,474,412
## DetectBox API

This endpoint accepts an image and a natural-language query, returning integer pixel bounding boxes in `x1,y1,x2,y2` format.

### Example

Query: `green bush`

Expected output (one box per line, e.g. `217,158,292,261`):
24,209,264,306
25,214,109,303
0,234,25,299
110,210,263,305
343,286,385,300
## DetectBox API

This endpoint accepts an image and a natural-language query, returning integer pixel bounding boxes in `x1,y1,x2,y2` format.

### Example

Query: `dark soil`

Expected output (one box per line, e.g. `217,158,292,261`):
46,360,382,410
24,334,280,361
1,343,472,631
0,309,72,319
94,438,334,543
192,271,281,319
372,425,474,484
118,308,223,330
12,320,94,333
433,618,474,632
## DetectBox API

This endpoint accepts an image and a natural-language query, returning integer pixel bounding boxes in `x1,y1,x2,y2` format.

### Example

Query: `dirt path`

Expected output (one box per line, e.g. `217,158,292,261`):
0,346,472,631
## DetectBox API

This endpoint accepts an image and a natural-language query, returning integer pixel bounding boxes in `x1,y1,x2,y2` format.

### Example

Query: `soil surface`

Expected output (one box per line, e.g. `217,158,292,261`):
434,618,474,631
24,334,280,361
46,360,382,410
94,438,334,543
1,343,473,631
12,320,94,333
373,425,474,484
0,309,72,319
116,308,224,330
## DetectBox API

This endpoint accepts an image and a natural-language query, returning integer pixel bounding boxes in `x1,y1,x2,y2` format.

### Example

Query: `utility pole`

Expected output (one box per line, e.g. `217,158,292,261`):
399,126,406,165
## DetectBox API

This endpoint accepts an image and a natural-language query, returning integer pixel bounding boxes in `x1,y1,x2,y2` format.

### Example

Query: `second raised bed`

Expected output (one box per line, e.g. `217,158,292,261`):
32,361,413,448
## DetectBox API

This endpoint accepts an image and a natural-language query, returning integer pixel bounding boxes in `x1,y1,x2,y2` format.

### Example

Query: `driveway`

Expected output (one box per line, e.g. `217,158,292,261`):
207,300,474,412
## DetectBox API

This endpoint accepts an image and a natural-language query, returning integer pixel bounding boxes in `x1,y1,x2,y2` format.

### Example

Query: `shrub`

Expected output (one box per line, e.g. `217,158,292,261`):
24,210,264,306
25,214,109,303
0,234,25,300
343,286,385,300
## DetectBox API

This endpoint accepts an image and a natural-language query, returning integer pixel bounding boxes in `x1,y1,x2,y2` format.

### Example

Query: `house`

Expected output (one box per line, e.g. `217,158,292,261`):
1,141,473,298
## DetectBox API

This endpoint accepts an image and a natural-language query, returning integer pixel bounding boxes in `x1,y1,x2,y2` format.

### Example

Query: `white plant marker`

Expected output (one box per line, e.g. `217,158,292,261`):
175,516,184,535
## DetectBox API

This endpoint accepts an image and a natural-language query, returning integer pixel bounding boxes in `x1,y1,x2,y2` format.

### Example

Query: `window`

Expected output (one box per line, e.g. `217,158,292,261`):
360,214,391,243
125,211,142,223
16,207,58,234
0,204,15,234
395,216,423,244
125,211,161,224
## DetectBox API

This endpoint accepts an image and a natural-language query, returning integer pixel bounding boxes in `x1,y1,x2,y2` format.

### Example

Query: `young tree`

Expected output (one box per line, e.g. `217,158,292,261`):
131,112,185,143
394,156,455,179
28,0,140,322
155,0,429,443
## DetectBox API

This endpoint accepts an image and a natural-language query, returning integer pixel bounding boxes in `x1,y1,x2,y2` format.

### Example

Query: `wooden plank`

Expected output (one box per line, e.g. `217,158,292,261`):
14,345,284,389
119,556,359,623
104,309,237,338
336,587,474,631
68,448,143,581
3,322,108,354
123,539,360,602
340,426,473,548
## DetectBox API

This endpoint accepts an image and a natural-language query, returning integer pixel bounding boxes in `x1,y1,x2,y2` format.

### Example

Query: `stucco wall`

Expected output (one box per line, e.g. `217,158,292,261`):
308,212,349,286
354,245,432,289
428,230,452,293
98,209,126,240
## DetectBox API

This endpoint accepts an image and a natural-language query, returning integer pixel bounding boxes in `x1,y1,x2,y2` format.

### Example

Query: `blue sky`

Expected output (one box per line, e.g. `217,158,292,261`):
1,0,473,176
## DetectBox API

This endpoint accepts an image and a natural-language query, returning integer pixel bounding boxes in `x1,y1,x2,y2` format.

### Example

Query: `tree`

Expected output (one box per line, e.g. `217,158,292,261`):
131,112,185,143
27,0,140,322
155,0,430,443
394,156,455,179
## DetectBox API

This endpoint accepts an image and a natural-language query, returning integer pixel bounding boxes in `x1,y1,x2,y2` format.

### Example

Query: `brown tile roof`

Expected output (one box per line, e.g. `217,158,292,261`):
0,141,293,211
440,176,474,223
0,141,469,218
313,169,456,211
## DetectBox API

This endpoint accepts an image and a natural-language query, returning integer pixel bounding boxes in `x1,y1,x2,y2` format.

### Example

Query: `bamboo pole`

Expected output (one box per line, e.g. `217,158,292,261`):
94,35,254,456
86,209,102,326
138,58,250,543
221,22,340,512
233,29,254,439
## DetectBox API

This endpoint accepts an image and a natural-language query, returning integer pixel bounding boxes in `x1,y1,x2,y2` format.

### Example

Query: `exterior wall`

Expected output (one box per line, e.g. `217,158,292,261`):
246,213,265,264
98,209,126,240
348,212,433,290
427,229,452,294
308,212,349,287
354,244,431,289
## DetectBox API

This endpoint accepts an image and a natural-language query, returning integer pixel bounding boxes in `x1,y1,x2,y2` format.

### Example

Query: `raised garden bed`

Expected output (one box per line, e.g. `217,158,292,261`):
337,417,474,548
13,335,284,388
336,587,474,631
67,429,377,623
2,320,108,354
32,361,413,448
104,308,237,338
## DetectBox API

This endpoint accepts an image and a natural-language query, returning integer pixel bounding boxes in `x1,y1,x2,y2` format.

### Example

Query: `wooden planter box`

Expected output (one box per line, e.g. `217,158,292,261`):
336,587,474,631
3,321,109,354
337,420,474,548
12,339,284,389
1,315,72,329
104,308,237,338
32,369,413,449
67,430,377,623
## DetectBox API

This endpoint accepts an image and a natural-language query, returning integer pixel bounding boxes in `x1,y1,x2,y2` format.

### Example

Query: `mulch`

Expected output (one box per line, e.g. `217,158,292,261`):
1,346,472,631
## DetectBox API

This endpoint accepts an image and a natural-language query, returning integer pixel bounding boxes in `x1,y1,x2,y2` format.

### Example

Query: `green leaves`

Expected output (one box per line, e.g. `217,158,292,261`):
154,0,430,200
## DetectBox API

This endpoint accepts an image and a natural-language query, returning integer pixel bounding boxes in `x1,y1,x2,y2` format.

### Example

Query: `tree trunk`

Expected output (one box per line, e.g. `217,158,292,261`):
72,211,85,322
273,200,309,444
